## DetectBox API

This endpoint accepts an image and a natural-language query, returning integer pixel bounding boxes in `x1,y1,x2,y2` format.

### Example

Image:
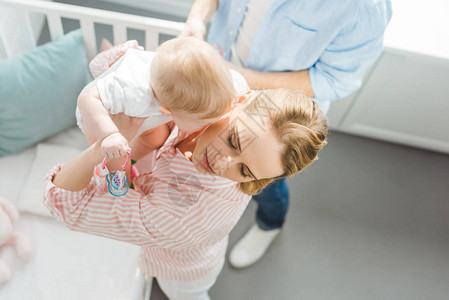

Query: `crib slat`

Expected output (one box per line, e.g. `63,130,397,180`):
0,26,12,59
47,13,64,41
80,18,96,60
145,30,159,51
24,11,37,48
113,25,127,45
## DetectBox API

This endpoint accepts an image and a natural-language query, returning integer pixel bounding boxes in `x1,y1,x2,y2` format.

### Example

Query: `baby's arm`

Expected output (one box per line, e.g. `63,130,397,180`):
77,86,129,158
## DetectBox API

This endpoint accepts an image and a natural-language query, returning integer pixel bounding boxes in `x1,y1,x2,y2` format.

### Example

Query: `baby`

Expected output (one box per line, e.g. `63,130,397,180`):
76,37,247,161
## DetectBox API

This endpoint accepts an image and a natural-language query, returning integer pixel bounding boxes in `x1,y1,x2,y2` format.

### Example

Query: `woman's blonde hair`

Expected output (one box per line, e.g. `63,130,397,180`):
240,89,328,195
150,37,236,118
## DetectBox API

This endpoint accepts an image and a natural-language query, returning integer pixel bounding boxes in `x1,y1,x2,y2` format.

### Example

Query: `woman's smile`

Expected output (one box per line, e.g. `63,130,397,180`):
202,148,216,174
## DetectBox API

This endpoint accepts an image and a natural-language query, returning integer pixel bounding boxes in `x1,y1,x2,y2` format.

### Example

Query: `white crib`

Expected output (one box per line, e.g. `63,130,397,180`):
0,0,185,299
0,0,184,59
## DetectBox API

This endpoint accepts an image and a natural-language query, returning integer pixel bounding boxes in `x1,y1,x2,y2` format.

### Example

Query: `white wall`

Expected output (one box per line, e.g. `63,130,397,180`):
327,0,449,154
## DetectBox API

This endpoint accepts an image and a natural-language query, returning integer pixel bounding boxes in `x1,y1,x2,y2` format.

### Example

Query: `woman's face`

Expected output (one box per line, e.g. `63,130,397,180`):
192,104,284,182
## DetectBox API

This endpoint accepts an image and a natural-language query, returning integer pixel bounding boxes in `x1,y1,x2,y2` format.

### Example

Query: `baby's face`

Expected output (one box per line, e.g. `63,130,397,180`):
171,110,220,133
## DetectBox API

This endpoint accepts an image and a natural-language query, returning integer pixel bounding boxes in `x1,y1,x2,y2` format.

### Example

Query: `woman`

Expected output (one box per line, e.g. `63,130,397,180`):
181,0,391,269
44,89,327,299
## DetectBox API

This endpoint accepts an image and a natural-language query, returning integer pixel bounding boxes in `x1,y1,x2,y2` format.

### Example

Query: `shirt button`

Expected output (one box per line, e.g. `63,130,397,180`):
229,31,233,36
237,8,241,13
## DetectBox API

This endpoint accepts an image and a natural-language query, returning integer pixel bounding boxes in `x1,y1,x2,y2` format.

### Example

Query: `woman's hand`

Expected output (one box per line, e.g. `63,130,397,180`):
52,114,142,191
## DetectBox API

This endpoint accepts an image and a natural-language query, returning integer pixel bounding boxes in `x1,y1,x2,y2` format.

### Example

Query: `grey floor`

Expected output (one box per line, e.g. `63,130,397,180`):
46,1,449,299
149,131,449,300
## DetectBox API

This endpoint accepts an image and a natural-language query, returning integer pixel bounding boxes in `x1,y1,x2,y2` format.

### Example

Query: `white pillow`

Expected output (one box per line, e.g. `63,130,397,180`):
0,126,87,206
44,126,89,151
17,143,81,217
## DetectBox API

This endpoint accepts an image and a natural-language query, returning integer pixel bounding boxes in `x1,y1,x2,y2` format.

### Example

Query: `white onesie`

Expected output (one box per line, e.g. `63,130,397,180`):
76,48,249,136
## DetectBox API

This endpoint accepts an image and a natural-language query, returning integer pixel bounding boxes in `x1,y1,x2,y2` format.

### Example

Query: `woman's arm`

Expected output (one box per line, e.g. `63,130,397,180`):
45,118,179,247
46,167,183,247
53,112,154,190
46,166,249,248
52,142,103,191
45,146,194,248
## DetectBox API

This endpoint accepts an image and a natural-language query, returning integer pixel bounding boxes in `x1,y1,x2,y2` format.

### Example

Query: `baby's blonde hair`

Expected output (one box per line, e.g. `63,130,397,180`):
150,37,236,118
240,89,328,195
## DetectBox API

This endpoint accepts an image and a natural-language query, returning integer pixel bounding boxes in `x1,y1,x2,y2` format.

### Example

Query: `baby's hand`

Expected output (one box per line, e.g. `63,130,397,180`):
101,132,129,158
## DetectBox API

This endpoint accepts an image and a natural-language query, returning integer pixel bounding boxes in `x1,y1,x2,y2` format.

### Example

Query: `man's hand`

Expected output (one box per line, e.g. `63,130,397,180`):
178,0,218,39
101,132,129,158
179,19,207,39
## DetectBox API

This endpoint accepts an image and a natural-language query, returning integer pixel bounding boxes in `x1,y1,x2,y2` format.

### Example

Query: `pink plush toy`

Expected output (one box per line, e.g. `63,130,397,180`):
0,196,34,283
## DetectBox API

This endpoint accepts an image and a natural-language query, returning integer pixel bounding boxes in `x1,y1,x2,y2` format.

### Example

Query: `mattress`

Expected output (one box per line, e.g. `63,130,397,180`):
0,127,149,300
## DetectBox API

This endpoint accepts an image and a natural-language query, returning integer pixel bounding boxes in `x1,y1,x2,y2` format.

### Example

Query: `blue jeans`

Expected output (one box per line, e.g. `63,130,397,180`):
253,178,289,231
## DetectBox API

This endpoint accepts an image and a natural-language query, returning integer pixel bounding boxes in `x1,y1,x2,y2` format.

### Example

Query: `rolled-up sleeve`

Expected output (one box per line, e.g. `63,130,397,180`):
309,0,392,102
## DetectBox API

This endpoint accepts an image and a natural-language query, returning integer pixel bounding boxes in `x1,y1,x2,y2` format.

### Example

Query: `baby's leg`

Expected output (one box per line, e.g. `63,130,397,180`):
80,120,127,176
76,104,99,146
81,115,129,174
129,125,170,161
80,122,99,145
102,114,145,175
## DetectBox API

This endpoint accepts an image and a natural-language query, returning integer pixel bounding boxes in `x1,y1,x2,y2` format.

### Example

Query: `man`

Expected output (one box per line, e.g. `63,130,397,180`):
180,0,392,268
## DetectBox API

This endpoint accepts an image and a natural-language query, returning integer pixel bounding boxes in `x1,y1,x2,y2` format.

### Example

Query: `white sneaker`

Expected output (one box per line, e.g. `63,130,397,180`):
228,224,281,269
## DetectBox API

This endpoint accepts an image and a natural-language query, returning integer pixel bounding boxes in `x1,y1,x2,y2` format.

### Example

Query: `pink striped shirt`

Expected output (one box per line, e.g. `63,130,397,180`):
44,127,251,281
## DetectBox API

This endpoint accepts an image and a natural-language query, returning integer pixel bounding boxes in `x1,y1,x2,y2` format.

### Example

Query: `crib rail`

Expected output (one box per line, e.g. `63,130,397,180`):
0,0,184,59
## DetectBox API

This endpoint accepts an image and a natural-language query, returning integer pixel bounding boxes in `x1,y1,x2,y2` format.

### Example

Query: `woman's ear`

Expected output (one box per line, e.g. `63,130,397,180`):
159,106,172,116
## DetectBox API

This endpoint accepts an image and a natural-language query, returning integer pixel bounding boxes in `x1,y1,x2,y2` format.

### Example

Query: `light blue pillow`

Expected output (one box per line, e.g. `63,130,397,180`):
0,29,91,156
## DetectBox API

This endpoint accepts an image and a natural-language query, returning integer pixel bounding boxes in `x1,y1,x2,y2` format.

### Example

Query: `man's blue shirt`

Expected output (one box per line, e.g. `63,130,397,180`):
208,0,392,113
